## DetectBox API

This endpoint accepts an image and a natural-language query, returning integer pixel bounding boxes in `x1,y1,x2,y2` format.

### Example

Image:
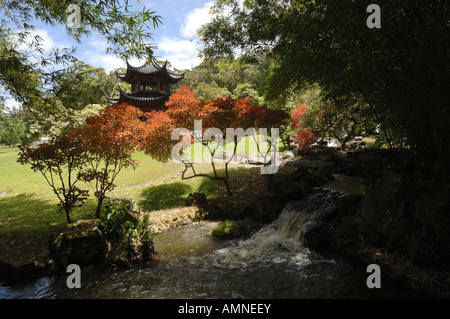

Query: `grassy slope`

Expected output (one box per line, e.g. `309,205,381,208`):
0,138,274,265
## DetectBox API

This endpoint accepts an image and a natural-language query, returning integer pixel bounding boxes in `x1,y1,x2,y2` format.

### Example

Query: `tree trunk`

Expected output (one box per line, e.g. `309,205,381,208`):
95,196,104,219
222,178,232,197
65,208,72,224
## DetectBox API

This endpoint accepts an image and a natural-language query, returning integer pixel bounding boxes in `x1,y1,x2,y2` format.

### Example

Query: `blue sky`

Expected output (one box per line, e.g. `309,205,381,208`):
5,0,214,109
43,0,213,70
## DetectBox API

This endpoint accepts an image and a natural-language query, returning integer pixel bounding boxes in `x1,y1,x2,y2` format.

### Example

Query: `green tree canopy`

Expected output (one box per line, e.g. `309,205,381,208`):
0,104,27,146
0,0,162,113
195,81,231,102
199,0,450,171
178,56,268,102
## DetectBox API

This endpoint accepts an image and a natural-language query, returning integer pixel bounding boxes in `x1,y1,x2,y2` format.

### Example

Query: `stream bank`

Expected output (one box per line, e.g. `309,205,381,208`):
297,152,450,298
1,151,449,298
0,186,419,299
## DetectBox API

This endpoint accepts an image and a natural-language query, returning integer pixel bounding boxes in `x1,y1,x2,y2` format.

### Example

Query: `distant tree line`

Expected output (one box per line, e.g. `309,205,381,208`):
199,0,450,173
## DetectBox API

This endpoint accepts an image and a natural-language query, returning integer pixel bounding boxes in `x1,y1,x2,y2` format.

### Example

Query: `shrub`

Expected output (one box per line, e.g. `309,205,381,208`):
17,132,88,223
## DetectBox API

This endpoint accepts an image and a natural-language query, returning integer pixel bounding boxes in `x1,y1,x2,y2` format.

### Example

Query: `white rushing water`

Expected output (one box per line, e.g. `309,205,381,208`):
0,189,416,299
212,206,313,270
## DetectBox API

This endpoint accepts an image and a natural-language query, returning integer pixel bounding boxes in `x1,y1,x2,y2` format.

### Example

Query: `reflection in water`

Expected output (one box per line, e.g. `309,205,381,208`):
1,189,415,299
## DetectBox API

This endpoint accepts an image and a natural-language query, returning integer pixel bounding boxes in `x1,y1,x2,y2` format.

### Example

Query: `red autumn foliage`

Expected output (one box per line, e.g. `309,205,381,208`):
200,97,237,135
233,98,258,128
166,85,205,129
18,130,89,223
79,103,146,218
139,86,290,196
141,111,179,163
294,128,318,152
258,107,290,132
290,104,308,130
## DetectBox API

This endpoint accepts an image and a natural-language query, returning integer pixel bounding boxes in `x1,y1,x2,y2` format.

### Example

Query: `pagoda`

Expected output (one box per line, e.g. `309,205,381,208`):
107,58,185,113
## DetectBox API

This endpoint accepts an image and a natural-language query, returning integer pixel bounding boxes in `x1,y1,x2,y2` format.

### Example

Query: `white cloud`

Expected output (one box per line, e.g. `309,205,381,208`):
32,29,56,52
181,1,214,38
158,37,201,70
18,28,67,53
4,99,21,111
77,2,215,71
154,2,216,69
81,38,126,71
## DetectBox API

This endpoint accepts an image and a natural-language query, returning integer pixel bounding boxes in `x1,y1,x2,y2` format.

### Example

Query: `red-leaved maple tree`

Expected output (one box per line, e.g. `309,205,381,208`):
290,104,308,131
295,128,318,153
141,86,289,196
18,131,89,223
79,103,145,218
141,110,178,163
290,104,319,152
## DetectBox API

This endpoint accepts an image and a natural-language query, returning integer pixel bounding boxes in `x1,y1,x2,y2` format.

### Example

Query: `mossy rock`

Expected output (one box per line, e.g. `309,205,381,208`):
49,219,108,270
211,220,258,240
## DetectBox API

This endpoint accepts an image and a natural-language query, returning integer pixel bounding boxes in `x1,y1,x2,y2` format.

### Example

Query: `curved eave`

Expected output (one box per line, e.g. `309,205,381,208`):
127,59,165,74
166,71,185,84
106,96,120,104
119,90,171,102
116,71,127,79
116,60,185,83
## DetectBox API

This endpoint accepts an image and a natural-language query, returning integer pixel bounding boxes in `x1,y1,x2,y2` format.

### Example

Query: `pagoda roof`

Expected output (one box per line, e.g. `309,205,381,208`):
106,86,171,111
115,59,185,84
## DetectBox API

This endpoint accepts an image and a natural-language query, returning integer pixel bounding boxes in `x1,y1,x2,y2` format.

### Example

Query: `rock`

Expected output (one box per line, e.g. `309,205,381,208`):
185,192,208,207
324,169,450,297
281,151,295,160
49,219,109,270
248,154,270,165
213,150,236,162
270,166,334,200
242,195,287,223
195,203,228,221
106,238,154,267
238,157,249,164
49,217,157,270
359,170,450,268
336,194,364,217
300,223,331,252
0,261,49,284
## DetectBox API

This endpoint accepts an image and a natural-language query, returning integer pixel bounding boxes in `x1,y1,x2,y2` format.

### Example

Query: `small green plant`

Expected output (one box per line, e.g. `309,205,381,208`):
103,199,130,239
211,219,249,239
124,214,160,243
103,198,159,243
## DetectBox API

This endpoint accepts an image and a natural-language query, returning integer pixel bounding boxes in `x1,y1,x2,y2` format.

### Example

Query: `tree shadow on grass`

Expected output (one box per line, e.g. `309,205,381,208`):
0,193,94,236
0,193,66,265
138,182,193,213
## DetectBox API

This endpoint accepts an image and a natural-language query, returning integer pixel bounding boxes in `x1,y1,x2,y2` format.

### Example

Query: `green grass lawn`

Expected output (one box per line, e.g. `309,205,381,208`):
0,147,218,233
0,137,282,268
0,143,268,265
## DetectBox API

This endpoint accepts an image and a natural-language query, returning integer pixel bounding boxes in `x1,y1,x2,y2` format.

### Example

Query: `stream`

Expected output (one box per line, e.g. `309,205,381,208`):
0,176,417,299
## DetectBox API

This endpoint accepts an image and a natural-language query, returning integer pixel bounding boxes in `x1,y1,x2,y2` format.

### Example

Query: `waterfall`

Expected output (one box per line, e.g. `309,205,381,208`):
1,187,417,298
211,189,343,270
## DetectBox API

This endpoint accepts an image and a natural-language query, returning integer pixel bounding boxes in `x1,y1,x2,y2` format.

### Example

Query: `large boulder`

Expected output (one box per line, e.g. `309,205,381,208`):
359,170,450,268
49,217,156,270
0,261,48,283
49,219,109,270
106,237,154,268
301,223,332,252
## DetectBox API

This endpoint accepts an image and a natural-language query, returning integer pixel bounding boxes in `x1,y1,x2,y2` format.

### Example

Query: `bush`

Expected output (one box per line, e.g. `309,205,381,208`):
211,219,250,239
102,198,159,267
295,128,318,153
103,198,156,243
